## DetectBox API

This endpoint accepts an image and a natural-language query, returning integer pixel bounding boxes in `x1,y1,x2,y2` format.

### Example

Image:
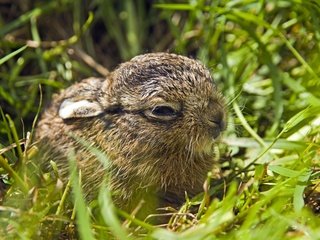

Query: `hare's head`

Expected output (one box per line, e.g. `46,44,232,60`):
58,53,226,161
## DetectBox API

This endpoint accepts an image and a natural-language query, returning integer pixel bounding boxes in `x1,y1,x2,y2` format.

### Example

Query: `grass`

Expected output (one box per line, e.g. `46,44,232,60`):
0,0,320,239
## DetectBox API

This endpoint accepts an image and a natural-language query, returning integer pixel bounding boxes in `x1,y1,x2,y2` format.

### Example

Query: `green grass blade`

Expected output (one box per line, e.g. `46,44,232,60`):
295,169,312,212
0,155,28,193
153,3,195,11
68,150,95,240
0,45,27,66
282,106,320,134
98,182,130,240
5,114,23,161
0,1,65,37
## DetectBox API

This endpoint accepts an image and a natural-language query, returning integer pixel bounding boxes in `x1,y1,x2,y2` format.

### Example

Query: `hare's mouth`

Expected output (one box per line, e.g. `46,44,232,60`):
189,136,216,155
206,117,226,140
198,142,216,157
210,126,222,140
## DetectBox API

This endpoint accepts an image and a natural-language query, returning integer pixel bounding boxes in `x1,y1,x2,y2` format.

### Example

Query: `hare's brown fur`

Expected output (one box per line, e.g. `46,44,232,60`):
36,53,226,214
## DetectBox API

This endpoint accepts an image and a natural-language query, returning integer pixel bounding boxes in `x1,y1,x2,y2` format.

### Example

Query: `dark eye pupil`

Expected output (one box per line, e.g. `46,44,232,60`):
152,106,176,116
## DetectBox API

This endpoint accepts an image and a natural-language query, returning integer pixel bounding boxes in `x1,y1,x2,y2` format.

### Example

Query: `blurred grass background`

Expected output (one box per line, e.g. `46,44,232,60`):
0,0,320,239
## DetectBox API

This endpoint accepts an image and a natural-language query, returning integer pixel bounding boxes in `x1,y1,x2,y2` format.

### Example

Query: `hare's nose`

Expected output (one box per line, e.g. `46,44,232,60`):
208,120,223,139
206,113,226,139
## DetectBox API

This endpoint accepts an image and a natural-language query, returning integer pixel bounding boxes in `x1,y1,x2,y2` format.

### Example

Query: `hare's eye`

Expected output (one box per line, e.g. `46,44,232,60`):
152,106,176,116
144,104,179,121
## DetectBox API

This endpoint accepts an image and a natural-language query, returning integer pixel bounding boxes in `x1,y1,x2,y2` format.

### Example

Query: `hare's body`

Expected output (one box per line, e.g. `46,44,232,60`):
36,53,226,214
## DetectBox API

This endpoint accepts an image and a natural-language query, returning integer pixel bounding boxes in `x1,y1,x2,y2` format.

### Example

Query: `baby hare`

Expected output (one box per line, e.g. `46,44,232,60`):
36,53,226,216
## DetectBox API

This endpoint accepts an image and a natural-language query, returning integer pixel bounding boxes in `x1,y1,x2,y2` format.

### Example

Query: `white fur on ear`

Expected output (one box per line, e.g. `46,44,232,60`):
59,99,104,119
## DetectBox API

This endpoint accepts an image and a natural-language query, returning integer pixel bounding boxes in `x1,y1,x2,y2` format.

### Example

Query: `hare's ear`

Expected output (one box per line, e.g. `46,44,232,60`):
59,99,104,119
